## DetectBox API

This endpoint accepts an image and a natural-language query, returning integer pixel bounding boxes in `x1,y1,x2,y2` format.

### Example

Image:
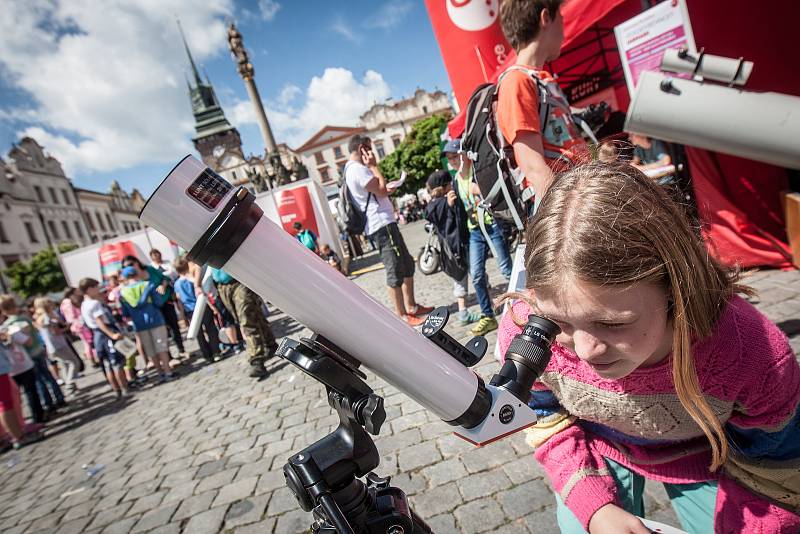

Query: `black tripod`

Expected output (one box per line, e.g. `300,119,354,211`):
278,335,433,534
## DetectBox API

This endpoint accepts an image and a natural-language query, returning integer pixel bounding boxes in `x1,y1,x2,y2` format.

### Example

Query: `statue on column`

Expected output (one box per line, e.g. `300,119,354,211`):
291,157,309,181
228,23,254,80
246,167,265,193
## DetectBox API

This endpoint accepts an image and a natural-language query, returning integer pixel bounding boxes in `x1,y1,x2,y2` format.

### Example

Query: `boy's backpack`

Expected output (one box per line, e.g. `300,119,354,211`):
339,162,373,235
297,229,317,251
461,67,592,229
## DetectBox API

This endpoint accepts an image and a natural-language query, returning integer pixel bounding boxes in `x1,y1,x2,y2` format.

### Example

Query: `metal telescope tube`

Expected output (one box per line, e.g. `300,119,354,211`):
139,156,490,426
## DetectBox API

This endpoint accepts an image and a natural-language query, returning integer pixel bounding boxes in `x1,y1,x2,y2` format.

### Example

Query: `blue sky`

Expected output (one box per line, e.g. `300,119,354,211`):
0,0,452,196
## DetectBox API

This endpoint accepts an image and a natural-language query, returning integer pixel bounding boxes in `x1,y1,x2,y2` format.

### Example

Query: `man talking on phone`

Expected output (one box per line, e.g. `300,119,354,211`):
344,134,433,326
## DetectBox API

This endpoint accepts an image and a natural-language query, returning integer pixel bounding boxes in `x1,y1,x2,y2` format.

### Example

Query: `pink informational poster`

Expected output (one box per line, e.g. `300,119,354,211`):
614,0,697,95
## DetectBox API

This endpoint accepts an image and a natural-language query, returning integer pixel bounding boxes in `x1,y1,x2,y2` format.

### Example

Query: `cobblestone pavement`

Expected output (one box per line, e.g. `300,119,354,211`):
2,221,800,534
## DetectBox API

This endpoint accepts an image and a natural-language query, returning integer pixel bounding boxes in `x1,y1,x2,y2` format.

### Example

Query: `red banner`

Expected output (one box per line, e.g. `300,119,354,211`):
425,0,511,110
98,241,141,279
276,185,319,236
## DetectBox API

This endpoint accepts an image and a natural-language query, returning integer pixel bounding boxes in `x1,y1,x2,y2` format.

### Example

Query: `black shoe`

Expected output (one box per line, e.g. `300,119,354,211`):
248,362,269,378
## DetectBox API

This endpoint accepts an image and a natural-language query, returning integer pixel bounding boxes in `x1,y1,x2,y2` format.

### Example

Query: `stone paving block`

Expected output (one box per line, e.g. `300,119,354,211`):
213,475,258,507
147,522,181,534
457,468,513,502
420,420,453,440
233,517,277,533
256,470,287,495
182,505,228,534
280,411,306,429
92,488,127,513
162,479,198,504
496,479,554,519
173,490,217,521
501,456,546,485
130,502,178,533
523,508,560,533
436,433,473,458
263,437,294,459
398,441,442,471
122,478,163,502
62,499,95,522
126,489,167,517
160,466,198,488
266,486,298,516
2,522,29,534
420,457,468,487
454,497,507,533
101,515,139,534
226,436,258,456
426,513,456,532
460,441,517,474
224,494,270,528
390,410,429,433
196,466,240,494
275,508,312,533
390,471,428,496
26,509,65,532
375,428,423,454
411,481,462,518
55,515,94,534
88,500,132,530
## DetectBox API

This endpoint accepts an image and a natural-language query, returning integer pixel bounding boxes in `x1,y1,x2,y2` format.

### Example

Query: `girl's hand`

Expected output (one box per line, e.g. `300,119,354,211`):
446,190,457,206
589,504,651,534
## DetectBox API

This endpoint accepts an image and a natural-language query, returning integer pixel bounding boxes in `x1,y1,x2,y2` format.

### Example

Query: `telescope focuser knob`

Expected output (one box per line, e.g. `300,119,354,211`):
356,394,386,436
422,307,487,367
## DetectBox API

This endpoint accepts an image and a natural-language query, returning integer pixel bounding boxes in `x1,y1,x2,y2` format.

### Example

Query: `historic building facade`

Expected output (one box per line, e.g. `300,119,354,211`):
295,89,453,188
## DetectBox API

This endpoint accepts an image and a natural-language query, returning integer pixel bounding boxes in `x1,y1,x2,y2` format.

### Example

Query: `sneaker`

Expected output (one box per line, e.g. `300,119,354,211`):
12,431,43,450
457,310,481,325
248,362,269,378
404,314,426,327
121,388,131,397
236,342,246,354
409,304,434,317
470,316,498,336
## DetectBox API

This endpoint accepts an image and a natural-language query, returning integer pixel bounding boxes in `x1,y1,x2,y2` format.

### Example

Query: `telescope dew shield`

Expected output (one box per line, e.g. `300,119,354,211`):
140,156,490,425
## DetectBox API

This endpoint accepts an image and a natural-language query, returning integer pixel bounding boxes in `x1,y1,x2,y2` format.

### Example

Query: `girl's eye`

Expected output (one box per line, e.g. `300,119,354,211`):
597,322,627,329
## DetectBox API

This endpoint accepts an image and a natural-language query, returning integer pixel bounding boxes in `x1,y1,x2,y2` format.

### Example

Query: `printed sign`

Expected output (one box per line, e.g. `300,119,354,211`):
614,0,696,96
186,168,232,211
276,185,319,237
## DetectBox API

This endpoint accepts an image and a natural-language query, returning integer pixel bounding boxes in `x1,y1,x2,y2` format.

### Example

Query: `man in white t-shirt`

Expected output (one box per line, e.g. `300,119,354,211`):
344,134,433,327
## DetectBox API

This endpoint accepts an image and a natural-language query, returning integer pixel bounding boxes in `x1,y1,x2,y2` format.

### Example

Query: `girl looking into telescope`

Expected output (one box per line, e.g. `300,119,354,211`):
497,162,800,533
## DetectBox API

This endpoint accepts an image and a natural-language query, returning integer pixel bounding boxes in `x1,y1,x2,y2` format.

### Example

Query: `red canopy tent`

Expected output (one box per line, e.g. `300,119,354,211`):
433,0,798,269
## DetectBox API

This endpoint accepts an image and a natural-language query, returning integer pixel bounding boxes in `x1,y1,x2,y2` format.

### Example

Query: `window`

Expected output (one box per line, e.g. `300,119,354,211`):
105,213,115,231
74,220,84,238
319,167,330,183
375,141,385,159
61,221,72,240
314,151,325,165
24,221,38,243
0,221,8,243
333,146,343,159
62,189,71,204
423,105,429,113
392,135,401,149
85,213,95,232
49,187,59,204
47,220,59,240
96,212,106,232
33,185,44,202
232,170,237,182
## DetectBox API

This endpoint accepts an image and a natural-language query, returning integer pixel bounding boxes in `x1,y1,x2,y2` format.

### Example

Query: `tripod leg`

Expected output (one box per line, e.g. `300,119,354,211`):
410,509,434,533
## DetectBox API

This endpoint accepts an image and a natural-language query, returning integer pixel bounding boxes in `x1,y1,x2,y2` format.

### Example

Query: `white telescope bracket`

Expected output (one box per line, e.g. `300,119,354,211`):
453,385,538,446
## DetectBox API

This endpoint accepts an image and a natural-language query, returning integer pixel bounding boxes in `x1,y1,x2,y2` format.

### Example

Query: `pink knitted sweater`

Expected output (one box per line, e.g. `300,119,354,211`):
498,296,800,533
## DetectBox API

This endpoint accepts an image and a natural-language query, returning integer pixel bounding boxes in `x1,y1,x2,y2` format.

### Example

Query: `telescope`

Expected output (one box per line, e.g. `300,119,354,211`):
140,155,559,533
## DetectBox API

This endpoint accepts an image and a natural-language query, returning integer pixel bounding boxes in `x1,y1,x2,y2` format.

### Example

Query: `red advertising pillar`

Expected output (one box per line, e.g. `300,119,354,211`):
276,185,320,236
425,0,512,109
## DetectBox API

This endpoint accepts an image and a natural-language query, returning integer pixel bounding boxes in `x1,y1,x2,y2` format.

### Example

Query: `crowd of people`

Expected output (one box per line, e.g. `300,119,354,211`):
0,246,282,451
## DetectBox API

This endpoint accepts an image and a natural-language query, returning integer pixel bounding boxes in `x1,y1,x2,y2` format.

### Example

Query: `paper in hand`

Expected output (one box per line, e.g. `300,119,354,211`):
387,171,407,190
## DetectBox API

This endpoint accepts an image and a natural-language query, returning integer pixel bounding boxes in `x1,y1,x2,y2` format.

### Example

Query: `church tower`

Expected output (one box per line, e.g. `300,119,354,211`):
180,22,243,168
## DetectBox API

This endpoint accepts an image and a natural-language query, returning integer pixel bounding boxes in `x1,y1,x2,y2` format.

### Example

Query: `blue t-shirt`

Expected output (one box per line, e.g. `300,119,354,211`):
174,277,197,312
211,268,234,285
120,280,167,331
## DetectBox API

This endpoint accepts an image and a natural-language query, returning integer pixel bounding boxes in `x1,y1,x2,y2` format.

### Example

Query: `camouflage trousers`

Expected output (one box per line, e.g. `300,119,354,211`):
216,280,278,364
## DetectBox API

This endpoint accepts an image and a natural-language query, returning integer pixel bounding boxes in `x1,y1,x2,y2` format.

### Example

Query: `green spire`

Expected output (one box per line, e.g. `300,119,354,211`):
177,18,202,86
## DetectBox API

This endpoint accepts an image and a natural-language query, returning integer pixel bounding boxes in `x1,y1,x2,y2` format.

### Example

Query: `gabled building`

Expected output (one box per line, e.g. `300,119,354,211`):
293,89,453,191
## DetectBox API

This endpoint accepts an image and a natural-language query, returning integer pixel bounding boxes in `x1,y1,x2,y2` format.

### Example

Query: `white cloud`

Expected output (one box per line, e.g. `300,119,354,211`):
330,17,361,44
228,68,391,149
0,0,233,175
364,1,413,30
258,0,280,21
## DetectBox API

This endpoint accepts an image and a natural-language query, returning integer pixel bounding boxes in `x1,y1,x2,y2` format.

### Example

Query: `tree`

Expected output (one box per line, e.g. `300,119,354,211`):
378,113,452,195
5,243,78,298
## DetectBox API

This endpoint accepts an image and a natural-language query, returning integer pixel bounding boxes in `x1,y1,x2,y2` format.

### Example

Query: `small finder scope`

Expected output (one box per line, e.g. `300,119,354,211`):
490,315,561,404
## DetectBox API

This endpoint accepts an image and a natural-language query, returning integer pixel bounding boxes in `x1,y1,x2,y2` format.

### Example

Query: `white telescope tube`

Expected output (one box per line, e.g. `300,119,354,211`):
140,156,486,423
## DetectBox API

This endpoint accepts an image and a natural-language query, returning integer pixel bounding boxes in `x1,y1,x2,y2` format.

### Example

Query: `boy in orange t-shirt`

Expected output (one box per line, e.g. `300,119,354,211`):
496,0,587,204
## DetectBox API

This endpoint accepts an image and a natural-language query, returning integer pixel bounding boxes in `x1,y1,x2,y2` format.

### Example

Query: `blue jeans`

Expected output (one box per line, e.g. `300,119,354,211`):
33,355,64,409
469,223,513,317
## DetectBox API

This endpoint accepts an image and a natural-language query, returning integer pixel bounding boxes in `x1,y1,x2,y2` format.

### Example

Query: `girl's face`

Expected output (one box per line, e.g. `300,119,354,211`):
533,279,673,379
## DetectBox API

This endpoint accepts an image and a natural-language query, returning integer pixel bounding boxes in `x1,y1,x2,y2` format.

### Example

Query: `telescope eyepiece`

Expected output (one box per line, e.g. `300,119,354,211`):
490,314,560,404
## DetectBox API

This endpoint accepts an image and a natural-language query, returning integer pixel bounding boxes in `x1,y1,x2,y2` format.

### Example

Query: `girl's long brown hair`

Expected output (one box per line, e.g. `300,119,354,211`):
509,162,749,471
